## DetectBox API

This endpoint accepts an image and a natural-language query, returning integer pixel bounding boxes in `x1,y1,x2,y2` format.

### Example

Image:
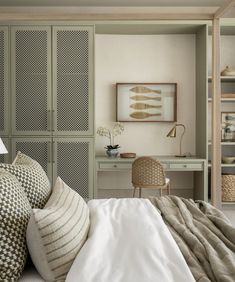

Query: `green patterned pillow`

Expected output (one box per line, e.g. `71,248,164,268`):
0,169,31,281
0,152,51,208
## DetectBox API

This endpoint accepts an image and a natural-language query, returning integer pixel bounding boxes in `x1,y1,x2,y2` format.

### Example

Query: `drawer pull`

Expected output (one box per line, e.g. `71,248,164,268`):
99,163,132,170
169,163,202,170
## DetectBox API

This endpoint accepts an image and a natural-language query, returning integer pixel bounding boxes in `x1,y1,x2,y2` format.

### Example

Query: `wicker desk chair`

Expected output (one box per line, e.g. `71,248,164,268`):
132,156,170,198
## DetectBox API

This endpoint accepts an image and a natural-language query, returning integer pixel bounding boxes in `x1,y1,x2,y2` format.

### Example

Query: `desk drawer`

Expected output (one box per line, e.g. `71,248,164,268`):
169,163,203,170
99,163,132,170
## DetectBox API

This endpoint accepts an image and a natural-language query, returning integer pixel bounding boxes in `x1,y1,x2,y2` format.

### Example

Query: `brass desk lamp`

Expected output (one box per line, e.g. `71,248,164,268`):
167,124,186,157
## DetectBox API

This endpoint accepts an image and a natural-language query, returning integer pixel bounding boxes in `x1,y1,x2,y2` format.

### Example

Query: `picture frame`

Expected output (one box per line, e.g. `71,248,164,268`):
116,83,177,122
221,112,235,142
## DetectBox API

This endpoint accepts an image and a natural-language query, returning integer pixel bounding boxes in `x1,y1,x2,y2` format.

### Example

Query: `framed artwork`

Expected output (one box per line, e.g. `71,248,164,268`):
116,83,177,122
221,112,235,141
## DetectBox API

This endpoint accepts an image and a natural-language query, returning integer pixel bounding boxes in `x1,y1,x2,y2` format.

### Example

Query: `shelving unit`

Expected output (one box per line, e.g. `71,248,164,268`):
208,21,235,204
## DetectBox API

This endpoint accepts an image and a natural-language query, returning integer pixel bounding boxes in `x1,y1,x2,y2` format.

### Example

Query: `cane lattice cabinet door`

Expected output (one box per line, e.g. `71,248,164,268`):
0,27,9,136
11,137,53,182
11,26,52,136
53,138,94,200
53,26,94,136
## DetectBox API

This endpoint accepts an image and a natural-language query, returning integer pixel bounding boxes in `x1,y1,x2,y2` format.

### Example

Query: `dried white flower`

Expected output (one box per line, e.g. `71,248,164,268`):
112,122,124,137
97,122,124,147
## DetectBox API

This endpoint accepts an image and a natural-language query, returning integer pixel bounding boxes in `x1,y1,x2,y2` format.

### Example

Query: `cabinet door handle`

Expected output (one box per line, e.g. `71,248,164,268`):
52,110,56,132
47,142,51,163
47,110,51,131
113,164,117,168
52,141,56,163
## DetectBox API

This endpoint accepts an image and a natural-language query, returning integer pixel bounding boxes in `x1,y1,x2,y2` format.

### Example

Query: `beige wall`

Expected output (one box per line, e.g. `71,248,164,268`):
208,35,235,76
95,34,196,197
95,34,196,155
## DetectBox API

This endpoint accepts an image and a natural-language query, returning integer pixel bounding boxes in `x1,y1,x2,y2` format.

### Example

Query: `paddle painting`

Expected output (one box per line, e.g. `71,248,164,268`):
116,83,177,122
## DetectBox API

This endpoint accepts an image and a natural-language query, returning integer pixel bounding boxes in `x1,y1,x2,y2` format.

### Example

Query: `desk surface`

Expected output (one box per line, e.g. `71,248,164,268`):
96,155,206,163
96,156,207,171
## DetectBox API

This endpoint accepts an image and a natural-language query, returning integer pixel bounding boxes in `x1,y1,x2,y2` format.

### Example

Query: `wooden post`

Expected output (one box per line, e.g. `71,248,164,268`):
211,18,222,209
215,0,235,18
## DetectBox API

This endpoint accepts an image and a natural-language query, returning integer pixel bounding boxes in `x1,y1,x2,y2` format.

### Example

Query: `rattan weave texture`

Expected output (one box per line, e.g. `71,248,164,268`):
132,157,170,197
222,174,235,202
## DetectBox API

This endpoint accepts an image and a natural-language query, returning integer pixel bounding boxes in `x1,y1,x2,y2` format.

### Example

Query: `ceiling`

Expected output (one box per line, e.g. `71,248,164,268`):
0,0,229,7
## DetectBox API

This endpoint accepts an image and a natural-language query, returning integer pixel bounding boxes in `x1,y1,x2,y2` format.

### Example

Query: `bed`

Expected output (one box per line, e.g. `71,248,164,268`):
20,198,195,282
2,153,234,282
20,197,235,282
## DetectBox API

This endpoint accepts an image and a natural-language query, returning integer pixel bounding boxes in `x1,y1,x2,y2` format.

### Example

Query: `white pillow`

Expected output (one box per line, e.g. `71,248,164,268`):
26,177,90,282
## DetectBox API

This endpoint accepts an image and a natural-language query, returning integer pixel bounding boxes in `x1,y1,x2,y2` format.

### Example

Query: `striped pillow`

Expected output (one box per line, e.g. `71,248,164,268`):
26,177,90,282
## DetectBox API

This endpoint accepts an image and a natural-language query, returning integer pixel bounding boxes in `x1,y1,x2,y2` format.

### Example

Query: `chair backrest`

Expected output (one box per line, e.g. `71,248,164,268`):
132,156,166,187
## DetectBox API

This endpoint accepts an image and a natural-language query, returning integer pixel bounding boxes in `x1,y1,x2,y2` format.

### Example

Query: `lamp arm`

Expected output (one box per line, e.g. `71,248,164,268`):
177,124,186,156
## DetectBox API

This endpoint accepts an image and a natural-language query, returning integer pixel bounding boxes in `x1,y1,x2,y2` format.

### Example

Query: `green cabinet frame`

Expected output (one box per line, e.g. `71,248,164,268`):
0,26,9,137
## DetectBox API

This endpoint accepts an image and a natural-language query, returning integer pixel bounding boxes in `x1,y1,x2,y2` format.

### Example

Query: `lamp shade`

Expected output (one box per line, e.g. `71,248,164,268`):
166,126,177,138
0,138,8,154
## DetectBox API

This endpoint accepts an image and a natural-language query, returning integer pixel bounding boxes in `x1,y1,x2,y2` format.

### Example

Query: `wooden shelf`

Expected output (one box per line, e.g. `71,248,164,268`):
208,163,235,167
221,163,235,167
208,141,235,145
208,97,235,102
222,202,235,205
208,76,235,82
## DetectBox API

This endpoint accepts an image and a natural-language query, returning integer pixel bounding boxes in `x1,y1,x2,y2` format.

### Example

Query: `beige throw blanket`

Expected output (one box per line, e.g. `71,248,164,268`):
149,196,235,282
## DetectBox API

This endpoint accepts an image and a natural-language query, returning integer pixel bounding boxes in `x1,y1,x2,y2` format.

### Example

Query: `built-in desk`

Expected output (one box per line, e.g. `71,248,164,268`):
95,156,208,201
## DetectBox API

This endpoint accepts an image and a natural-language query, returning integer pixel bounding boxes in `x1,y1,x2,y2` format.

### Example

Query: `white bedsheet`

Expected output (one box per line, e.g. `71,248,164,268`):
66,198,195,282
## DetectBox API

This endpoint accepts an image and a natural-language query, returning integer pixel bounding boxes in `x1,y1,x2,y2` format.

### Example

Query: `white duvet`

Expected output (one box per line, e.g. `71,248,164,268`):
66,198,195,282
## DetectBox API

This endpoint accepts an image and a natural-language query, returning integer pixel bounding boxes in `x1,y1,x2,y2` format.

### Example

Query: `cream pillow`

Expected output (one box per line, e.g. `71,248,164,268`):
26,177,90,282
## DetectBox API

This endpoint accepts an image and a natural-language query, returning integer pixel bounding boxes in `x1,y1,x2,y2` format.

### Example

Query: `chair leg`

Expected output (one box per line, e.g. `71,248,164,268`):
168,183,170,195
160,188,162,197
139,188,142,198
133,187,136,198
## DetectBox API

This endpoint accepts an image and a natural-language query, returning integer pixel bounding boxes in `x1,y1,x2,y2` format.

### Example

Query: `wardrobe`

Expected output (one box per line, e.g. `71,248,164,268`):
0,25,94,200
